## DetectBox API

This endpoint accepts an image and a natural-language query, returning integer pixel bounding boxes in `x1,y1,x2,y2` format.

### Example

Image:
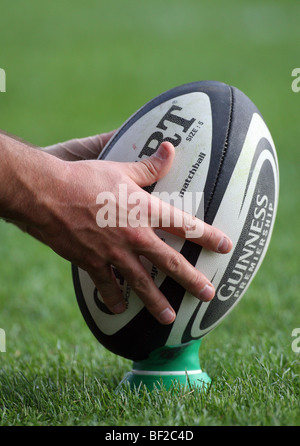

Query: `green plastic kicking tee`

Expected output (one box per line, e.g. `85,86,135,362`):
119,339,211,390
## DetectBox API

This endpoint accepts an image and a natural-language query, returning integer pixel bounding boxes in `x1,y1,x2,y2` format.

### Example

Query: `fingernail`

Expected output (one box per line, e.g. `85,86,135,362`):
217,237,230,253
198,284,215,301
113,302,127,314
158,308,175,324
155,144,168,160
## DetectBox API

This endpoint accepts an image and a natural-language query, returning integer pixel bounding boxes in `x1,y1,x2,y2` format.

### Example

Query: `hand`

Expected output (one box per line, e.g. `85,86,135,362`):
31,142,232,325
43,130,116,161
0,130,232,326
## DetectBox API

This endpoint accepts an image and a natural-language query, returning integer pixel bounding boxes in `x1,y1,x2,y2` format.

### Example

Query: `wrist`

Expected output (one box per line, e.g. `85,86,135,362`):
0,133,68,231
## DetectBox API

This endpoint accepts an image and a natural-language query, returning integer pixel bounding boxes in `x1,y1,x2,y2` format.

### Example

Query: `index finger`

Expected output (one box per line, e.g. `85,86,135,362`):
149,194,232,254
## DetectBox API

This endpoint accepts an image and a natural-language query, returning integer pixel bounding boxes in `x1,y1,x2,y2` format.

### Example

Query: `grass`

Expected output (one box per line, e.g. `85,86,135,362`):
0,320,298,426
0,0,299,426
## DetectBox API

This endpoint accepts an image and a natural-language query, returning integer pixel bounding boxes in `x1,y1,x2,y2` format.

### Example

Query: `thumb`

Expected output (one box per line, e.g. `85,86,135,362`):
123,142,175,187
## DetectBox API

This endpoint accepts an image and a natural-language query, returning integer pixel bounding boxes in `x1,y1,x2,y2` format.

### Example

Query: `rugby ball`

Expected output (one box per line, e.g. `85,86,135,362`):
72,81,279,361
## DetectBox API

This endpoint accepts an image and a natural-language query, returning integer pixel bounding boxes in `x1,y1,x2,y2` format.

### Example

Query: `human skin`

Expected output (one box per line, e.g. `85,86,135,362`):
0,131,232,325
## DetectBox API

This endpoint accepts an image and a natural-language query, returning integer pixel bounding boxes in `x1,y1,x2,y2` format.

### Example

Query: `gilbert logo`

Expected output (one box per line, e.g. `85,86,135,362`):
138,105,196,159
0,68,6,92
0,328,5,352
291,68,300,93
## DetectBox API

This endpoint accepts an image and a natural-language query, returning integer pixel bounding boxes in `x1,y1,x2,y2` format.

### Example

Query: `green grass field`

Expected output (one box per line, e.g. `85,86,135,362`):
0,0,299,426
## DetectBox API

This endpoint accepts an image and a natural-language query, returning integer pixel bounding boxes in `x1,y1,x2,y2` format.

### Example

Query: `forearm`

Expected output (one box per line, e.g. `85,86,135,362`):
0,128,114,237
0,131,65,229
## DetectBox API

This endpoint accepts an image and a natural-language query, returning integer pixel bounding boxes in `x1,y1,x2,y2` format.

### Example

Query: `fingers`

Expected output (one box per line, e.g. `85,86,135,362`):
88,225,226,325
145,190,232,254
117,254,176,325
123,142,175,187
89,233,216,325
144,236,215,302
89,264,127,314
43,130,116,161
97,130,116,149
120,141,232,253
156,200,233,254
89,254,176,325
84,140,232,325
